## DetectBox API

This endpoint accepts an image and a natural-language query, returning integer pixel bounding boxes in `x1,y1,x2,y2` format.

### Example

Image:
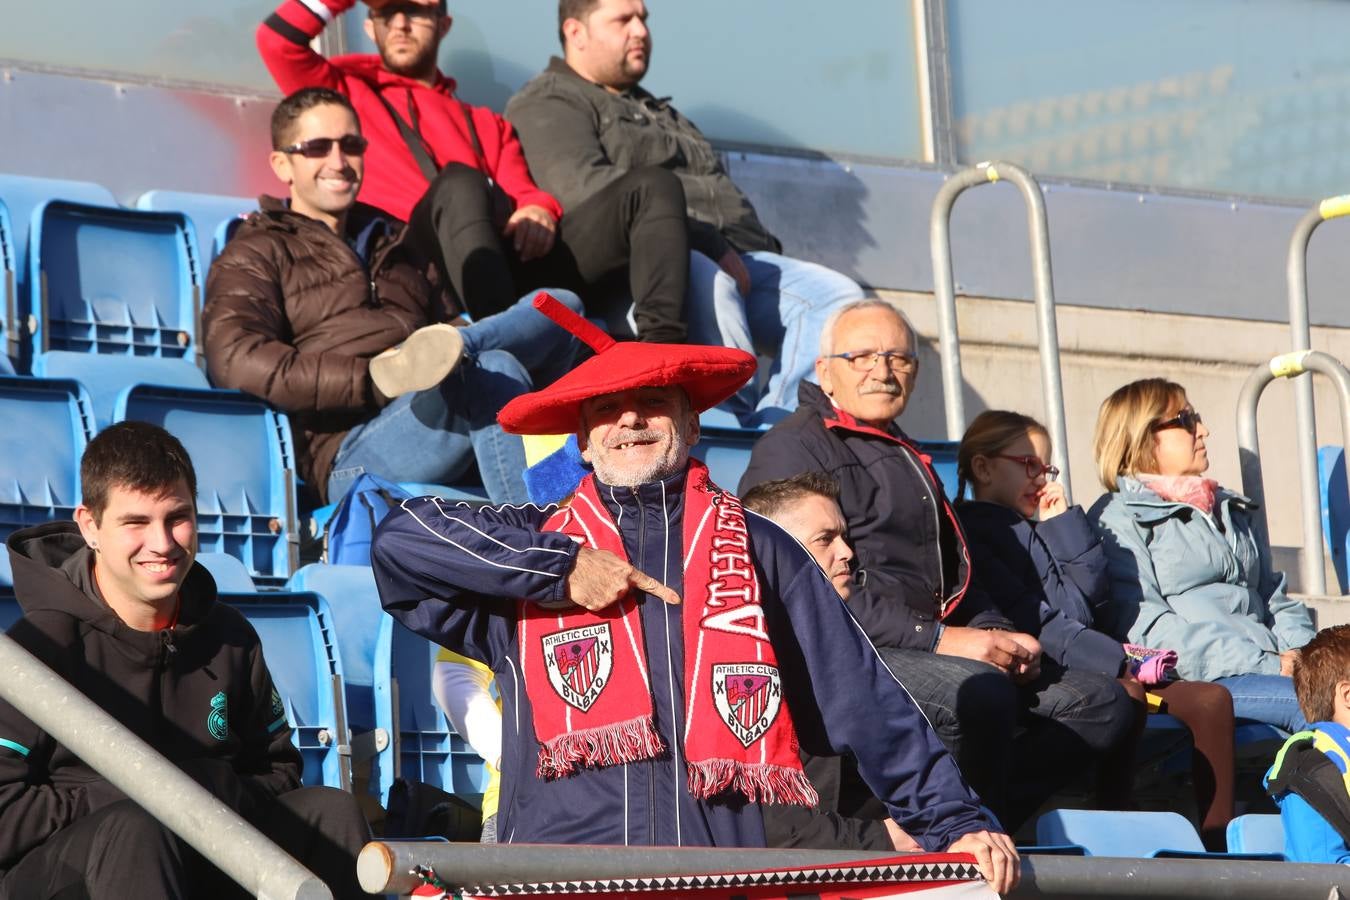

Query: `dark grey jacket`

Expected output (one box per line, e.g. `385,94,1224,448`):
506,57,781,261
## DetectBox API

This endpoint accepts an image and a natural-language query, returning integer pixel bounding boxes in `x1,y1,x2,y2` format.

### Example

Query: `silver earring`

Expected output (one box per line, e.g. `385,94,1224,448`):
89,541,98,551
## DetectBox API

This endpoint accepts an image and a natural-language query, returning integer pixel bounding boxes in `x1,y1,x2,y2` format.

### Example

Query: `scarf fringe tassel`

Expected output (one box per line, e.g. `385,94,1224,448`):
686,758,821,807
536,714,665,780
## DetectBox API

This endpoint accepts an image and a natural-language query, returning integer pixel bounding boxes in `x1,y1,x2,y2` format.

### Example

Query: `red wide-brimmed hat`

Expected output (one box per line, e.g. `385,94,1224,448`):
497,293,757,435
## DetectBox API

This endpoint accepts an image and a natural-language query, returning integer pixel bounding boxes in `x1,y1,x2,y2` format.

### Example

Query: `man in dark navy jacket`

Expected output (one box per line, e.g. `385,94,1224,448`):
371,295,1018,894
740,298,1133,830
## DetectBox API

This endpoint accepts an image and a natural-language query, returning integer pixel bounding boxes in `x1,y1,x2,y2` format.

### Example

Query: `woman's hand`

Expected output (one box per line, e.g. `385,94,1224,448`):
1038,482,1068,520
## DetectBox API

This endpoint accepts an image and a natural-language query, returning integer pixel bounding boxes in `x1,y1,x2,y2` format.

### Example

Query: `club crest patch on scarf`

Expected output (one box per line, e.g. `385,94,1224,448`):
542,624,613,712
712,663,782,748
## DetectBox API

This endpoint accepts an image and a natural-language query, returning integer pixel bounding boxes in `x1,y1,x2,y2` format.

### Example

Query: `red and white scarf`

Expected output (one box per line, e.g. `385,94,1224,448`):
518,460,818,807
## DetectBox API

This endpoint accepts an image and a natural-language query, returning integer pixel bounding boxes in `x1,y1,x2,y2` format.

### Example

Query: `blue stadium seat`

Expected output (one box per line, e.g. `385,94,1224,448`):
388,615,488,804
195,552,259,594
917,440,962,500
135,189,255,267
28,200,202,361
1035,809,1206,857
0,376,96,587
288,563,487,807
1317,445,1348,592
115,385,299,584
34,351,208,429
219,589,349,791
0,173,116,277
691,425,759,491
1226,813,1284,858
288,564,394,799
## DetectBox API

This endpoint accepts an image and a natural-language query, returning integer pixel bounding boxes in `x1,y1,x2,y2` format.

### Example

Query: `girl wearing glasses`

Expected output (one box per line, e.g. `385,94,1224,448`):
1090,378,1316,732
958,408,1236,848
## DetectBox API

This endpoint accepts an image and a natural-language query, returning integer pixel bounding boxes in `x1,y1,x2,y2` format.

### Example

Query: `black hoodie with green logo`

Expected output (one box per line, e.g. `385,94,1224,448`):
0,522,301,869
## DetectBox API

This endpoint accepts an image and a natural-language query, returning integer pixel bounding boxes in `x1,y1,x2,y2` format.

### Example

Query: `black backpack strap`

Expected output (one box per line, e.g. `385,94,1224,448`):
374,89,440,182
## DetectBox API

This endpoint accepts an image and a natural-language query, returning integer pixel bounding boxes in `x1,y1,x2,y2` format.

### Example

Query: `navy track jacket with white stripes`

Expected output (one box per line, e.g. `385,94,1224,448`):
371,466,994,849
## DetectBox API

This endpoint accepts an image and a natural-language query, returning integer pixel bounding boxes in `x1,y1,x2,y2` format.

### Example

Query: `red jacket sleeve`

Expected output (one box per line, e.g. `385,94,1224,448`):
256,0,355,94
478,107,564,219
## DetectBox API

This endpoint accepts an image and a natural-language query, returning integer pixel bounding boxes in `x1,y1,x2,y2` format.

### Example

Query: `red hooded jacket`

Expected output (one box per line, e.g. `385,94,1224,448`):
257,0,562,223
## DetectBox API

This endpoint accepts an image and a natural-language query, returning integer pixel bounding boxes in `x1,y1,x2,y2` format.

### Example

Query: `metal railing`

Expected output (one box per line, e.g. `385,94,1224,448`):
359,841,1350,900
1286,196,1350,594
1238,350,1350,579
0,630,331,900
930,161,1073,501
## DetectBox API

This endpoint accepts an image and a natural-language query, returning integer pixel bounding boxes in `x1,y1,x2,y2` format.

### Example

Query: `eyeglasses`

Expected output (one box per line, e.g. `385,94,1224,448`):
369,2,441,23
826,349,918,374
1152,408,1203,434
279,135,369,159
993,454,1060,481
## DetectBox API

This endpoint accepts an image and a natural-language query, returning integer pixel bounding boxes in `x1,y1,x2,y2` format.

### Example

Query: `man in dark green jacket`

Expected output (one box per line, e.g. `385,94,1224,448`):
0,423,368,900
506,0,864,426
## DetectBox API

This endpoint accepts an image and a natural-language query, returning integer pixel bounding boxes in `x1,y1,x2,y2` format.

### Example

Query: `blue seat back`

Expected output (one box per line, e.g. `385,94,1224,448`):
219,590,345,789
691,426,760,492
115,385,298,582
916,440,962,500
196,552,259,594
1318,445,1349,592
0,176,117,374
1035,809,1205,857
34,351,208,429
388,619,488,802
1226,813,1284,857
135,189,255,267
30,201,201,361
0,377,96,586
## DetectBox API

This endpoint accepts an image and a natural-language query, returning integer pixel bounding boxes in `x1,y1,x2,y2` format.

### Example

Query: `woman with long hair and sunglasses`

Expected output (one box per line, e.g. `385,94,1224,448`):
1090,378,1316,741
957,408,1237,848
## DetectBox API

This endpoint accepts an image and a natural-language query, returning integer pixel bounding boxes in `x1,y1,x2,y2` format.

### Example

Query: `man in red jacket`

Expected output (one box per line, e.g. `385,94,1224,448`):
257,0,693,342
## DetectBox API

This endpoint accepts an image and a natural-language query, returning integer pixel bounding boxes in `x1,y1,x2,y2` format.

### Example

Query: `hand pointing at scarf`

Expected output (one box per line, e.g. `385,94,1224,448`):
566,547,682,611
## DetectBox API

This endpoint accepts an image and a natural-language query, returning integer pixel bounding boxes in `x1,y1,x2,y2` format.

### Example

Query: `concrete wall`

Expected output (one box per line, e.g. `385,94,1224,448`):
884,290,1350,594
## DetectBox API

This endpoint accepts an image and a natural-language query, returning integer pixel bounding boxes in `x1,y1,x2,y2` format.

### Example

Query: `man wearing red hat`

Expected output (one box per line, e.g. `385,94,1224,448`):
372,296,1019,894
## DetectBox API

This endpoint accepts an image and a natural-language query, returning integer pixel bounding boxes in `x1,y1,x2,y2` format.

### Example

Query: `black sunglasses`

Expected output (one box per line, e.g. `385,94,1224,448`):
369,2,443,22
279,135,368,159
1153,408,1203,434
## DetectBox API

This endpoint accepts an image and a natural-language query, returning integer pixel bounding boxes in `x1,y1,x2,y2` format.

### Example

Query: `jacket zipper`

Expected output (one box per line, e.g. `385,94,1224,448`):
633,488,656,845
899,449,947,605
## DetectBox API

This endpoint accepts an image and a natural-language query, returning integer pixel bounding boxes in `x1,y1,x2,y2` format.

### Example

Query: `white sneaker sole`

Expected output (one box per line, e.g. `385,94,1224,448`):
369,323,465,398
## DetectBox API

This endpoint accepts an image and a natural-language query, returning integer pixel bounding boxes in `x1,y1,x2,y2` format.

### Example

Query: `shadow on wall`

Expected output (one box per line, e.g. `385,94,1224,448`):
439,17,539,113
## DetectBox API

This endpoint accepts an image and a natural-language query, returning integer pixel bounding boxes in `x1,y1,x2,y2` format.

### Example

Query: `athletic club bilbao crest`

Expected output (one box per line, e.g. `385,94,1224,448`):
712,663,782,747
542,624,613,712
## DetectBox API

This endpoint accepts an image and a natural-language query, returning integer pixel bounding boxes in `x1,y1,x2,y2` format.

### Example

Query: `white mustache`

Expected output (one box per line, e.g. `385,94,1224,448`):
606,429,663,449
858,381,902,397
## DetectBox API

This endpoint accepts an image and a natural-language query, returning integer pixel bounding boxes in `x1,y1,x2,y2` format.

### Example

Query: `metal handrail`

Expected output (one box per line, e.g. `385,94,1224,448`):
1237,350,1350,584
930,161,1073,501
0,630,331,900
359,841,1350,900
1286,195,1350,594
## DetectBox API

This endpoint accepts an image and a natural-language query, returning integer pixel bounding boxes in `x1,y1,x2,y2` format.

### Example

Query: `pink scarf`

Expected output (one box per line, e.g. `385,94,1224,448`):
1137,474,1221,514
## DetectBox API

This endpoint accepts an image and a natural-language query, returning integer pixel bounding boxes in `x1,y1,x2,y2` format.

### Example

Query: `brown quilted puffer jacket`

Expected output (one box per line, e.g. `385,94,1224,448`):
203,197,460,500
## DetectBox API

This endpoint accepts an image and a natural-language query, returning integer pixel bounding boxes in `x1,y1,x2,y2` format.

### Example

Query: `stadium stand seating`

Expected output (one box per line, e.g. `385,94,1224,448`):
27,200,201,363
0,199,16,372
218,587,350,791
1225,813,1285,858
1319,445,1349,592
115,384,299,584
135,189,256,267
1035,809,1209,857
0,376,96,588
34,351,209,429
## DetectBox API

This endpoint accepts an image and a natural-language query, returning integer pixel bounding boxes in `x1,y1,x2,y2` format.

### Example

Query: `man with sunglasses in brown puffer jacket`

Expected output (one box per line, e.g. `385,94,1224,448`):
204,87,582,506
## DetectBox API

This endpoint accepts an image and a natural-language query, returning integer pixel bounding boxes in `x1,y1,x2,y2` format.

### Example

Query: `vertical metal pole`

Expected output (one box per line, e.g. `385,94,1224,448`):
928,162,1073,500
1287,197,1350,594
912,0,956,166
929,167,989,439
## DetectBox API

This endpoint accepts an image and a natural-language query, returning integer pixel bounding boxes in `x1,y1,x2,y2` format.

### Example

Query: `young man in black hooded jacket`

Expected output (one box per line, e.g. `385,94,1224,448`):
0,422,369,900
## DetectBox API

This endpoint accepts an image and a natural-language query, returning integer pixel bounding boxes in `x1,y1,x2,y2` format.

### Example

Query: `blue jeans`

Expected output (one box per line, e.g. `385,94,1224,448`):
685,250,863,426
1214,673,1307,733
327,291,583,504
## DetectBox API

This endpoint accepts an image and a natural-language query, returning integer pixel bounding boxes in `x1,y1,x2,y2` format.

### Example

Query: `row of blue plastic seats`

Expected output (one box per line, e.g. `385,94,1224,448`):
1033,808,1286,859
0,172,254,373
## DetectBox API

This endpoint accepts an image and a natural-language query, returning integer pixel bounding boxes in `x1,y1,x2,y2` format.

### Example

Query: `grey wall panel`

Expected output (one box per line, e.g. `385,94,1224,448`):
729,151,1350,329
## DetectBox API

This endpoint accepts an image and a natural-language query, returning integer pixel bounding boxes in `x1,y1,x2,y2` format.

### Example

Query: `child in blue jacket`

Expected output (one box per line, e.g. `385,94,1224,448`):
1267,624,1350,863
956,409,1235,849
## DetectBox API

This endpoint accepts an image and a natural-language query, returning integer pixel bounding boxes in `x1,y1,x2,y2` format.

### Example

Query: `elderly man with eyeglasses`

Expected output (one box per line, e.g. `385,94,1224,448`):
740,298,1134,831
